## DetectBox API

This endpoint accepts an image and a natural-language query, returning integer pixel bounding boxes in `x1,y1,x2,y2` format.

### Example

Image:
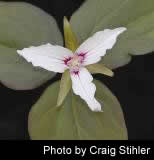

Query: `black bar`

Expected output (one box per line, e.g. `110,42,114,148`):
0,140,153,159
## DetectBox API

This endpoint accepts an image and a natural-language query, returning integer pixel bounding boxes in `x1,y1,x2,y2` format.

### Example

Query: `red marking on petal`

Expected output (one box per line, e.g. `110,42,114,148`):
78,53,86,64
78,52,86,57
64,57,72,65
73,71,79,75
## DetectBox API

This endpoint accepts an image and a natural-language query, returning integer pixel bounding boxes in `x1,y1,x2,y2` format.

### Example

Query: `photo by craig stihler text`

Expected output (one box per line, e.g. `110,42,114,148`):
43,145,151,157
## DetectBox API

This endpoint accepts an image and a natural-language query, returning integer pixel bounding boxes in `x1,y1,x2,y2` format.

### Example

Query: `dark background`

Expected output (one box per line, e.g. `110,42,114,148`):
0,0,154,140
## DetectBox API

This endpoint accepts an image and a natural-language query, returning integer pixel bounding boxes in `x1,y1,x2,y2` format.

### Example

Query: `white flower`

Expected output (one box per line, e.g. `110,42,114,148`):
17,27,126,112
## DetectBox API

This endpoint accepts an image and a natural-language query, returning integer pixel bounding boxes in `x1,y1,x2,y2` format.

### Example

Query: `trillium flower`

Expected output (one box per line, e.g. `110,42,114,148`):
17,17,126,112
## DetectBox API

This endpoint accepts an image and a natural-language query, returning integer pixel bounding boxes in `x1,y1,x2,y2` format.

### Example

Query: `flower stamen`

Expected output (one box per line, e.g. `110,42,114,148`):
64,53,86,75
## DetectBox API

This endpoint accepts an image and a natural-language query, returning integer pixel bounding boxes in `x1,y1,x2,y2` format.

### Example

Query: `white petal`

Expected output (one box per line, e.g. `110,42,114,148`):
17,43,73,73
75,27,127,65
71,67,101,112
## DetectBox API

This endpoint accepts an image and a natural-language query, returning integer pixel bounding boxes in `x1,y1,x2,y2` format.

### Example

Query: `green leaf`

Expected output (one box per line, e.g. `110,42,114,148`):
70,0,154,69
64,16,79,52
28,80,127,140
86,63,114,77
0,2,63,90
57,70,71,107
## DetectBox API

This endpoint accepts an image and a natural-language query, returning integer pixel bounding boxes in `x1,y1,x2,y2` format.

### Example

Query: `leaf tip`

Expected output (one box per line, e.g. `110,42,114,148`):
56,98,62,107
110,71,114,77
63,16,70,28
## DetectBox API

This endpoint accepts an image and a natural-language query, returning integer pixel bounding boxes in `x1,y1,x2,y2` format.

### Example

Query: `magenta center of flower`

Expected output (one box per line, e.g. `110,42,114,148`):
64,53,86,75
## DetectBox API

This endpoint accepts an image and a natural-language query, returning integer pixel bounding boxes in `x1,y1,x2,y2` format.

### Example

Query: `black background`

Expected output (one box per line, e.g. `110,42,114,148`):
0,0,154,140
